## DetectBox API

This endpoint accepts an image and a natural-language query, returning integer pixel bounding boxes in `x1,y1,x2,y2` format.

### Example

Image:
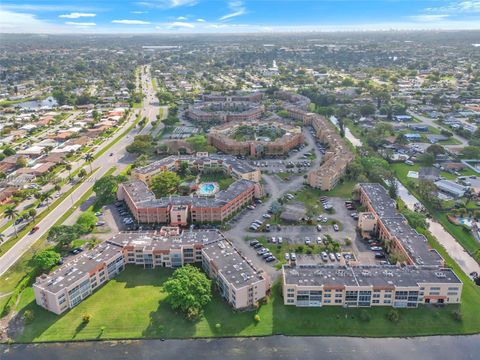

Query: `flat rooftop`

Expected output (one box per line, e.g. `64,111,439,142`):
283,265,462,288
359,183,402,219
110,229,224,250
202,239,265,289
35,242,124,294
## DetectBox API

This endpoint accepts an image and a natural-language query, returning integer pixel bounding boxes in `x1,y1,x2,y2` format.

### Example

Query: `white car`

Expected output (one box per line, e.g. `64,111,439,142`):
284,253,290,261
277,237,283,244
333,224,339,231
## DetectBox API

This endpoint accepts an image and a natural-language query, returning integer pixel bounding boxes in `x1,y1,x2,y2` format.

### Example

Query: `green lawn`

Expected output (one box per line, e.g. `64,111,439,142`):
14,262,480,342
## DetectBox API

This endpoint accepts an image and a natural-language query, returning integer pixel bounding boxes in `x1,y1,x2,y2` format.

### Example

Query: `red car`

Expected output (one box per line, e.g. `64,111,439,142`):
29,226,39,235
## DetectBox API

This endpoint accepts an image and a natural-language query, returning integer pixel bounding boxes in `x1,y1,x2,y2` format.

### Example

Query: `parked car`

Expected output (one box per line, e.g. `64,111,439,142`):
371,246,383,251
304,237,311,245
333,224,339,231
70,247,83,255
249,240,259,246
277,237,283,244
321,252,329,261
257,248,268,255
335,253,342,261
316,224,322,232
253,243,263,249
265,256,276,263
290,253,297,261
284,253,290,261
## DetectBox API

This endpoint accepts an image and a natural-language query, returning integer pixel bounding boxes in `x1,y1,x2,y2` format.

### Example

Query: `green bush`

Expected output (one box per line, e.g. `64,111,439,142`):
254,314,261,322
22,309,35,324
76,211,97,234
387,309,400,323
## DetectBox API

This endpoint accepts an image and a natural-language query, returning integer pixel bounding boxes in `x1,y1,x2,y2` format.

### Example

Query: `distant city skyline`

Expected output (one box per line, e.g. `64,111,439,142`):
1,0,480,33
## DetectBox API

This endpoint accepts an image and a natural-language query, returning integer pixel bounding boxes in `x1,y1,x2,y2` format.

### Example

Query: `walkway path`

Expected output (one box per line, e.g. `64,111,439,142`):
396,181,480,275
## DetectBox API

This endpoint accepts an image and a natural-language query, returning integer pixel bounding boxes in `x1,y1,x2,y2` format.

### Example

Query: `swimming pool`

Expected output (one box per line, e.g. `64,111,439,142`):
197,182,220,196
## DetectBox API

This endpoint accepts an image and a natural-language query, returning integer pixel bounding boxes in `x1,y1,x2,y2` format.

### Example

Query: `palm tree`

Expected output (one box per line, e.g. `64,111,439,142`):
4,205,19,237
65,163,72,179
0,232,5,245
84,153,94,174
40,192,53,209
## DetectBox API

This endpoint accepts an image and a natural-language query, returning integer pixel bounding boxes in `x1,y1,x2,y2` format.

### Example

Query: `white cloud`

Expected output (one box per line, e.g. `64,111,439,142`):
131,11,148,14
1,4,94,12
112,19,151,25
410,15,450,22
134,0,197,9
197,18,205,22
219,1,246,21
426,1,480,14
170,21,195,28
59,12,96,19
177,16,187,20
0,9,65,33
65,21,96,26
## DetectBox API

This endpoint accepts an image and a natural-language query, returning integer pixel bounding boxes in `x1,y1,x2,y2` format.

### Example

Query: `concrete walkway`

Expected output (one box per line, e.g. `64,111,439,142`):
396,181,480,276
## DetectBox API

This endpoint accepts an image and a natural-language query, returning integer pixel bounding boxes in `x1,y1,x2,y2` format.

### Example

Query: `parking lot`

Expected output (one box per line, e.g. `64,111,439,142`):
245,196,382,266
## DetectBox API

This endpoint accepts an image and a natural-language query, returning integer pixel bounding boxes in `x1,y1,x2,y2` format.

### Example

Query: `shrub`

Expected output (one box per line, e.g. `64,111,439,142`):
215,323,222,330
82,313,91,324
254,314,261,322
452,310,463,322
359,310,371,322
22,309,35,324
387,309,400,323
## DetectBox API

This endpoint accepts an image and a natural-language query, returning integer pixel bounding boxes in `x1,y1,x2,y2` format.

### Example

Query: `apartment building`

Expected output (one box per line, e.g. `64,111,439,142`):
357,183,444,267
33,242,125,315
132,154,261,185
307,115,355,190
118,178,261,225
208,120,304,157
202,239,269,309
282,265,462,308
186,102,265,123
34,228,270,314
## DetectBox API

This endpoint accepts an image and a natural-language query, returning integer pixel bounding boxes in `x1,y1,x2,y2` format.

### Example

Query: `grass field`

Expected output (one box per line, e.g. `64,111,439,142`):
14,260,480,342
199,172,235,191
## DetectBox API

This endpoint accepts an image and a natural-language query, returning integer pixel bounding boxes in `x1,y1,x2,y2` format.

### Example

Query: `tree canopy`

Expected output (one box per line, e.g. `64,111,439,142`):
151,171,181,198
163,265,212,320
34,249,61,271
93,175,127,207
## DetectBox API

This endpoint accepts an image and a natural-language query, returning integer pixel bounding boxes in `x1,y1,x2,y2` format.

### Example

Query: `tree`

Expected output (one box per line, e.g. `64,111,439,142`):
4,205,19,237
47,225,79,247
33,249,61,271
76,211,97,234
359,103,376,117
163,265,212,319
3,146,16,156
93,175,121,207
426,144,445,157
65,163,72,179
16,156,28,168
84,153,94,173
417,153,435,167
401,208,428,230
28,208,37,220
461,146,480,159
78,169,87,178
151,171,181,198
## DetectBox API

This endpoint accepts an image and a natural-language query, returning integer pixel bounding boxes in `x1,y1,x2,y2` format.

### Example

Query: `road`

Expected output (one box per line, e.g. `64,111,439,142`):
396,180,480,276
0,67,160,277
1,335,479,360
407,110,468,150
225,127,323,280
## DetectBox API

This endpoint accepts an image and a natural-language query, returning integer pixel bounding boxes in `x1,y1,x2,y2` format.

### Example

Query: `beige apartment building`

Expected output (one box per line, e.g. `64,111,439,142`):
282,265,462,308
33,242,125,315
202,239,269,309
34,228,270,314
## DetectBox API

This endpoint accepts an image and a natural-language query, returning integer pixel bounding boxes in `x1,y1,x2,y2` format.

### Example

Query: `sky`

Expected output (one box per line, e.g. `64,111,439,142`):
1,0,480,33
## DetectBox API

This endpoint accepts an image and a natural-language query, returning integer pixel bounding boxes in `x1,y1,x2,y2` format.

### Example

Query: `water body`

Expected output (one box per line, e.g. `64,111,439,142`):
1,335,479,360
17,96,58,110
329,116,363,148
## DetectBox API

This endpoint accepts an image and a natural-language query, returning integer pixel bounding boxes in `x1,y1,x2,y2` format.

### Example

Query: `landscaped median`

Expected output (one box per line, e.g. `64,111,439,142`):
0,168,99,256
0,166,117,301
